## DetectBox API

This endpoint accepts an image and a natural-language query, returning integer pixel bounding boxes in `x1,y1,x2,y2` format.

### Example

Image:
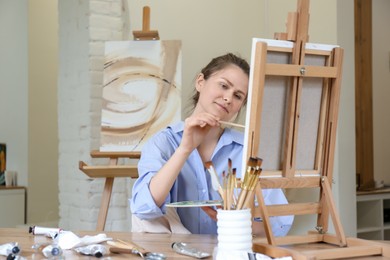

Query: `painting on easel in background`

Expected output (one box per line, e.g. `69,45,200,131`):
0,143,6,185
100,40,182,152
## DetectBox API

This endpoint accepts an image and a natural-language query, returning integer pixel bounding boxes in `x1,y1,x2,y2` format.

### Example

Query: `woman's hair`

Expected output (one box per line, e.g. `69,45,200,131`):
186,53,250,116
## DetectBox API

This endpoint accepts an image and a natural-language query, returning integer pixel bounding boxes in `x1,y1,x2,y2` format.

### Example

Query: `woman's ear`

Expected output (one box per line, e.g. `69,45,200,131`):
195,73,205,92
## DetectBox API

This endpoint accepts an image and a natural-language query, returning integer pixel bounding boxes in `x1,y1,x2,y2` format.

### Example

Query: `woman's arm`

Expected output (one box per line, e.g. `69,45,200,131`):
149,146,191,207
149,113,220,207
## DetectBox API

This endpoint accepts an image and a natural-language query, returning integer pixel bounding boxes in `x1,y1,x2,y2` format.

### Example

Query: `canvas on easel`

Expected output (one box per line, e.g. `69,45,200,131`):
79,6,183,231
242,0,390,258
100,40,182,152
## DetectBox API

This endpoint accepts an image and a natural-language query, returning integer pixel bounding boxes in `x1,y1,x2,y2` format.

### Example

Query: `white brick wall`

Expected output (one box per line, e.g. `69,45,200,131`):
58,0,133,231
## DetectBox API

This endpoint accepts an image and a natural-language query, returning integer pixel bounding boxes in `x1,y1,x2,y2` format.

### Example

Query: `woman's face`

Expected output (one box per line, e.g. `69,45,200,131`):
194,64,249,121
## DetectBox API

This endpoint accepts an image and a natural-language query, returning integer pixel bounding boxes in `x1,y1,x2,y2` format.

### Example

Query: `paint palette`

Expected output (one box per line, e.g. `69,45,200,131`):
166,200,222,208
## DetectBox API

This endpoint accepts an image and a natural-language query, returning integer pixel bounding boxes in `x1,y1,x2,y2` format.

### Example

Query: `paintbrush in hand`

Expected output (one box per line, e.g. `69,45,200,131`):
219,120,245,129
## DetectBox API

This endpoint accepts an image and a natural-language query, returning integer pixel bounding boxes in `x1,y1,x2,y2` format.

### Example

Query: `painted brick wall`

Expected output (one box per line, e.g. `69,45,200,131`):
58,0,134,231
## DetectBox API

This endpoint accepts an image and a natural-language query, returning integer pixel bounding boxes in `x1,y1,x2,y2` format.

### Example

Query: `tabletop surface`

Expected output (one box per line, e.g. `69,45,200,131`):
0,228,216,259
1,228,390,259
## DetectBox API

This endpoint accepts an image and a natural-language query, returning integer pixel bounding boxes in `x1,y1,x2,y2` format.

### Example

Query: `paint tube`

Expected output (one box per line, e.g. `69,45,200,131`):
0,242,20,256
74,244,107,258
29,226,61,238
32,243,63,258
171,242,210,259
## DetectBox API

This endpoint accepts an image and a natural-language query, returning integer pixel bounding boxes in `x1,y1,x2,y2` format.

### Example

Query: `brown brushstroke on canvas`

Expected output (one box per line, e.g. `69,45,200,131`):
100,41,181,151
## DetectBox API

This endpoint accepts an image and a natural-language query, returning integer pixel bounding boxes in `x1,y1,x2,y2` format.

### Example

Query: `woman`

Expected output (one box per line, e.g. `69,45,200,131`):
130,53,293,236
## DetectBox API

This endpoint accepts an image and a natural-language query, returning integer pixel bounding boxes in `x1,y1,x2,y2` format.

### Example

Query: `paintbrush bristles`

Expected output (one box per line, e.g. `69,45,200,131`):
205,161,224,199
241,157,257,190
204,157,263,211
236,157,263,210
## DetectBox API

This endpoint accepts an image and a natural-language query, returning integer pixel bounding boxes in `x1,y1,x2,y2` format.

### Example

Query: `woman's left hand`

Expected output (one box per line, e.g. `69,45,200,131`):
201,206,221,221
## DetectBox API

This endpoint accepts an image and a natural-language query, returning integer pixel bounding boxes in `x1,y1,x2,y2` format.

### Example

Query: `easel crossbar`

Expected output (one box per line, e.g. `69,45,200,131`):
254,239,387,259
302,245,383,259
266,64,338,78
259,176,321,189
267,202,321,216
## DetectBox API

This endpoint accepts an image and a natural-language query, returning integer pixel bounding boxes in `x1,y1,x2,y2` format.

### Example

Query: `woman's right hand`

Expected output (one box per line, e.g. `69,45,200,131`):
179,113,220,153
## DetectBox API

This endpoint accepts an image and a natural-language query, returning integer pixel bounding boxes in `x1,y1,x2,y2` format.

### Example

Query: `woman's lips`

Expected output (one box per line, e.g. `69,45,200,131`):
215,102,229,114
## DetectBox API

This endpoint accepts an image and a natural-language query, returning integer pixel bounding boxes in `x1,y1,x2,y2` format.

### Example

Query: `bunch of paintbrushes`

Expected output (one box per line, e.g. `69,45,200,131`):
236,157,262,210
205,157,262,210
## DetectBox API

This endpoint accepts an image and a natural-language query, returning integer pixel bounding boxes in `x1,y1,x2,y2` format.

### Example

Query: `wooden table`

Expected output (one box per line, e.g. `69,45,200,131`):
0,228,216,259
1,228,390,259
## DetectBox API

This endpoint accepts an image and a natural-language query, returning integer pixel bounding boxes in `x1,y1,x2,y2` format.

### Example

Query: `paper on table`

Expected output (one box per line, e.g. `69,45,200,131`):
55,231,112,250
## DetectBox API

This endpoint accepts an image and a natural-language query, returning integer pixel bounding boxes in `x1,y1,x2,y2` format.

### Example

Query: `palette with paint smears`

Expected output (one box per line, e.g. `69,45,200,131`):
166,200,222,208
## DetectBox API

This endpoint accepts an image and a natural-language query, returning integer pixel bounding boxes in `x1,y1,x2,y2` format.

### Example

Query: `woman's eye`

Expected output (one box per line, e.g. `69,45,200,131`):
234,94,243,100
220,82,228,89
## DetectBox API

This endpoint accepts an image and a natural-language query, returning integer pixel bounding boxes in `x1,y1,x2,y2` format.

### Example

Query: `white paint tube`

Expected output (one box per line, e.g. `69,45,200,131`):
0,242,25,259
29,226,62,238
41,244,63,258
171,242,210,259
32,243,63,258
74,244,107,258
0,242,20,256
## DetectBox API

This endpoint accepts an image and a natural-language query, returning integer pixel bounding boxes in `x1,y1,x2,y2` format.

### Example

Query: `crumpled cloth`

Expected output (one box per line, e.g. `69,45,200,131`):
54,231,112,250
213,247,292,260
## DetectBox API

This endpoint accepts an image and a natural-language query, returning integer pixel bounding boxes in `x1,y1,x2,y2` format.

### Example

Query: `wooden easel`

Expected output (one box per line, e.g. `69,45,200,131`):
245,0,390,258
79,6,160,231
79,151,139,231
133,6,159,40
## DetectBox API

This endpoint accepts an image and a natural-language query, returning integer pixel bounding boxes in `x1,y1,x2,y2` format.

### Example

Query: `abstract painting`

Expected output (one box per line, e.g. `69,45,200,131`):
100,40,182,151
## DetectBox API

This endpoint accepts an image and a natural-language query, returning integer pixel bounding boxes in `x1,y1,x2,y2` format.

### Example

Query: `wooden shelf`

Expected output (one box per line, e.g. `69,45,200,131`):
79,161,138,178
356,192,390,240
357,187,390,195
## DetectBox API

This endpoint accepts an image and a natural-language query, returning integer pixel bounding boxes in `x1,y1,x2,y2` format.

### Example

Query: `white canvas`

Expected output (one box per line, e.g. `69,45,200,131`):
242,38,339,173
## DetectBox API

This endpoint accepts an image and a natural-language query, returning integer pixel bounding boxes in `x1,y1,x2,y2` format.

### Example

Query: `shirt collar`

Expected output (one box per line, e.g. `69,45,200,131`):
170,121,185,133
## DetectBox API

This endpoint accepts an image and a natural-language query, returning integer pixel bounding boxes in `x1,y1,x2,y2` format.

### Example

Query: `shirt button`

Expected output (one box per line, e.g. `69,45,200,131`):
202,189,206,193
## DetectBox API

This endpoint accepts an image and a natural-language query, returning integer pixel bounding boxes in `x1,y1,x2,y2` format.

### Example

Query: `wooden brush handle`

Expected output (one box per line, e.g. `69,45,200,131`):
109,246,150,256
236,189,248,210
109,247,134,254
107,240,148,255
243,189,256,209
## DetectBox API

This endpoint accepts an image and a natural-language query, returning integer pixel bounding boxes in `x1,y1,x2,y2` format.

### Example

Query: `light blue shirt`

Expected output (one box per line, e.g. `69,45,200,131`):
130,121,293,235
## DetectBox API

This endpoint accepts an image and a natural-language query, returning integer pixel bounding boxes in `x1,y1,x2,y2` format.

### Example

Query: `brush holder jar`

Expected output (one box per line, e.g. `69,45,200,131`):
216,208,252,252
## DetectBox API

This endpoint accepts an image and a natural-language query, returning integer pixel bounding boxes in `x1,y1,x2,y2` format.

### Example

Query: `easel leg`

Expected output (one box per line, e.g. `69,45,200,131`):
96,177,114,231
254,182,276,245
320,176,347,246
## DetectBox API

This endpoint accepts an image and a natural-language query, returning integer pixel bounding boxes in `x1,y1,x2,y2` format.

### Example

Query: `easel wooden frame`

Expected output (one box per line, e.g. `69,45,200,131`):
79,6,160,231
79,151,139,231
133,6,159,40
244,0,390,258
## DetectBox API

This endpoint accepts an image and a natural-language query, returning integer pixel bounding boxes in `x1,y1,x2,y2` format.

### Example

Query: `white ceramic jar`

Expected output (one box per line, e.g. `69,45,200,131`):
216,208,252,252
